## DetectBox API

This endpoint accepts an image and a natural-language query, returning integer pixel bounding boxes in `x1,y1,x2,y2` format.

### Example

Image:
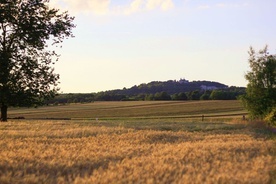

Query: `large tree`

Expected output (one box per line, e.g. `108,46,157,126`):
0,0,75,121
241,46,276,120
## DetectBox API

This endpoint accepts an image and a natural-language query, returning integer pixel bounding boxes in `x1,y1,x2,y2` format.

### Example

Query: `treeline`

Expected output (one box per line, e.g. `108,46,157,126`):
46,87,245,104
46,80,246,104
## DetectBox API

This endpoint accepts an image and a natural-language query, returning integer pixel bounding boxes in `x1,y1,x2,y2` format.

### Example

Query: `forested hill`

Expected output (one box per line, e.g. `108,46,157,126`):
111,79,228,96
48,79,246,104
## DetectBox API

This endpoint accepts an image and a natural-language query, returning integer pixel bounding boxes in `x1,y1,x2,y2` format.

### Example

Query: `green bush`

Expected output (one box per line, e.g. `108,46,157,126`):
264,108,276,126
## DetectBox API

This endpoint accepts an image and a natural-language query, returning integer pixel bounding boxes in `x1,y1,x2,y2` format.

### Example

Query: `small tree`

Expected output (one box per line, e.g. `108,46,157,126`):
188,90,201,100
0,0,75,121
264,107,276,126
200,92,210,100
177,92,188,100
154,91,171,101
241,46,276,121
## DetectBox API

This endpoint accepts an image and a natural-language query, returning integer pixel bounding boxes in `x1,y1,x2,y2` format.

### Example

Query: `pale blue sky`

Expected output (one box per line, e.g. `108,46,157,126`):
49,0,276,93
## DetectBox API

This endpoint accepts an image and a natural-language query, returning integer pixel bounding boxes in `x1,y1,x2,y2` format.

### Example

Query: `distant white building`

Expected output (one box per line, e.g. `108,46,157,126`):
200,85,218,91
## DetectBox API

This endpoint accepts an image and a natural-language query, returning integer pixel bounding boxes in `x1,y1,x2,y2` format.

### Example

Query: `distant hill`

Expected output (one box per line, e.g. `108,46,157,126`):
110,79,228,96
48,79,246,103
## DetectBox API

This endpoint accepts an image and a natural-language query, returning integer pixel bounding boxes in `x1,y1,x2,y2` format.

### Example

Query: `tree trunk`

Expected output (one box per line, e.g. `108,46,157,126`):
1,105,8,122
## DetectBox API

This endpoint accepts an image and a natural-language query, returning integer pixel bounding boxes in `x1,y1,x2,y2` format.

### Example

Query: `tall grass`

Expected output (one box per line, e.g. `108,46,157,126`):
0,120,275,183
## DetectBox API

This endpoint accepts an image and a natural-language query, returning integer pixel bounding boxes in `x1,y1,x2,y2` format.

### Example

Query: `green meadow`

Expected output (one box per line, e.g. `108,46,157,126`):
9,100,246,120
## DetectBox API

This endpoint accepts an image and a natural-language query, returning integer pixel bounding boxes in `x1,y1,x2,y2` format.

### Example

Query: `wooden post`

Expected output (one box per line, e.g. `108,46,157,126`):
202,115,204,122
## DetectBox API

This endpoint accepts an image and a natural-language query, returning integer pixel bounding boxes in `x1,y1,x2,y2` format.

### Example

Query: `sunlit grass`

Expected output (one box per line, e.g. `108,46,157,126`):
0,120,275,183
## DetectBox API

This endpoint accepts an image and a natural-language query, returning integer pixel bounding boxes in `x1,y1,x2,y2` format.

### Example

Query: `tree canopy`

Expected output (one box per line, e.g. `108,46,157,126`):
241,46,276,123
0,0,75,121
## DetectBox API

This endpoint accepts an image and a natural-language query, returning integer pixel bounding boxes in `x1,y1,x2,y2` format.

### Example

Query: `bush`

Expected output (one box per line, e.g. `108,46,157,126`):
264,108,276,126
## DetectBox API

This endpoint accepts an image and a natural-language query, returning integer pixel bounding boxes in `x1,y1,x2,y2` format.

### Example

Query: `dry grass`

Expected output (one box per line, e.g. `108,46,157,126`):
0,120,275,184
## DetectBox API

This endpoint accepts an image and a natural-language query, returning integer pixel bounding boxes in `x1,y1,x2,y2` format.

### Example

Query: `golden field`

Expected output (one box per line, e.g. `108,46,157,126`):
0,120,275,184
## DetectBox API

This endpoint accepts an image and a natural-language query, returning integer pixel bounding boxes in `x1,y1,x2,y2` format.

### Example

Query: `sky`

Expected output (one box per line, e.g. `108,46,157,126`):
48,0,276,93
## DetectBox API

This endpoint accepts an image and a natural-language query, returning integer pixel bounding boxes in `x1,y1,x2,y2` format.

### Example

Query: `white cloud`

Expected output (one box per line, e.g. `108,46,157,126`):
124,0,174,14
146,0,174,11
160,0,174,11
49,0,174,15
49,0,110,15
124,0,144,15
86,0,110,15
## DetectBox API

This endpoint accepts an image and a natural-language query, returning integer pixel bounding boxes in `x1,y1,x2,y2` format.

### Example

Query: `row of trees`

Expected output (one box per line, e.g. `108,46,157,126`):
144,89,245,101
47,88,245,104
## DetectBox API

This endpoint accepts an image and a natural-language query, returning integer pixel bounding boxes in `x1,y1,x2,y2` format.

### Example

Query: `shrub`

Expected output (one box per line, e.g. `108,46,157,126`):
264,108,276,126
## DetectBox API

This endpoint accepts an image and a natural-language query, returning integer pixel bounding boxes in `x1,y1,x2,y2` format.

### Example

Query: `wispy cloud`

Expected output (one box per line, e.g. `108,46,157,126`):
123,0,174,15
123,0,144,15
49,0,174,15
146,0,174,11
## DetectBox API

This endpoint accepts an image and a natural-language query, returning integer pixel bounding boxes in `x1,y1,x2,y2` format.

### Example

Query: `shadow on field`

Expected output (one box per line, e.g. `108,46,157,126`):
0,155,125,183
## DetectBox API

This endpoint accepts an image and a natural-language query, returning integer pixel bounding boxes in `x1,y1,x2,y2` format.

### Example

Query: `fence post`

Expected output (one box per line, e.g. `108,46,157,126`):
202,115,204,121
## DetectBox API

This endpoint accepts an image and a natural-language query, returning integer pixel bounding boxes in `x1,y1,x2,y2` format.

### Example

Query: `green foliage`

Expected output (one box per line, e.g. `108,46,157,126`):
0,0,75,121
187,90,201,100
264,108,276,126
200,92,210,100
172,92,188,100
209,90,236,100
154,92,171,100
241,46,276,121
145,94,154,101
